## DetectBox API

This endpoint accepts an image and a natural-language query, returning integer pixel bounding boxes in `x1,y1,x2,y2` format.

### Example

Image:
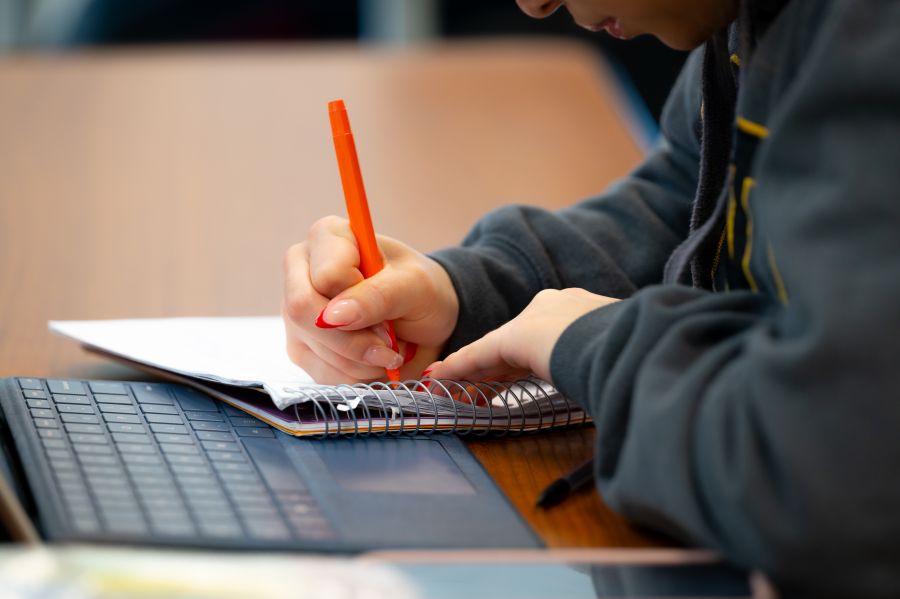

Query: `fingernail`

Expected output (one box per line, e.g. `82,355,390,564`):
322,299,361,327
421,368,433,379
373,324,393,346
364,345,404,370
314,308,349,329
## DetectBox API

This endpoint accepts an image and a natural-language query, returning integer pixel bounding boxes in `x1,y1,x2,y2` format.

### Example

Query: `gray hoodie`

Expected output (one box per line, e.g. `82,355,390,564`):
431,0,900,595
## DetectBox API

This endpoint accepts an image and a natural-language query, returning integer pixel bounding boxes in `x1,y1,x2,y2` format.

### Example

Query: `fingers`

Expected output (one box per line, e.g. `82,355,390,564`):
306,216,365,299
424,328,530,382
318,261,428,332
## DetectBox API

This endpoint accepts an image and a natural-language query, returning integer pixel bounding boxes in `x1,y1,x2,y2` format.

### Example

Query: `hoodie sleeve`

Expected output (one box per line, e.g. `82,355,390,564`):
550,1,900,595
429,49,704,353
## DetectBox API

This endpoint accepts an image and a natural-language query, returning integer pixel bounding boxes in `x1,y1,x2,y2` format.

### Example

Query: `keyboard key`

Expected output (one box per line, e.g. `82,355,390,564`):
201,440,240,453
112,432,151,445
191,421,229,432
33,418,58,428
132,384,175,405
212,461,254,474
46,448,73,461
178,479,222,494
42,438,67,450
118,443,157,454
165,454,205,466
89,381,128,395
23,389,48,399
218,472,260,485
171,387,218,412
82,464,125,479
37,428,63,439
149,423,189,435
99,404,137,415
195,431,233,442
138,494,183,510
169,464,210,477
78,453,119,466
231,495,276,510
103,413,141,424
235,504,280,519
226,481,268,498
48,380,86,395
94,394,133,405
185,411,225,422
49,457,79,471
125,463,169,477
131,473,176,489
56,403,95,414
26,398,51,409
53,394,90,405
220,404,246,417
155,433,193,445
141,404,178,415
18,378,43,390
144,413,183,425
68,433,108,445
107,422,146,434
207,451,246,463
120,453,162,466
64,423,104,435
54,470,82,484
60,413,100,424
186,496,231,511
234,427,275,438
160,443,198,455
73,444,114,456
229,417,259,428
30,408,55,419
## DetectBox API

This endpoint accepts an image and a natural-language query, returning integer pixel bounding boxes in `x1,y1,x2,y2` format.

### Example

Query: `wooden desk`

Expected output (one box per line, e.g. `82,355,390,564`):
0,40,661,547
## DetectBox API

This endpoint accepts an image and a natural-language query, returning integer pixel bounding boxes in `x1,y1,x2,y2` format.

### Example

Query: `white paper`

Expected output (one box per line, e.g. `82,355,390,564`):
49,316,327,409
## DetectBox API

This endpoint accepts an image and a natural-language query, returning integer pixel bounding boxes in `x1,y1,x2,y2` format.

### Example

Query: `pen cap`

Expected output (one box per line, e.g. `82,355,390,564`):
328,100,352,137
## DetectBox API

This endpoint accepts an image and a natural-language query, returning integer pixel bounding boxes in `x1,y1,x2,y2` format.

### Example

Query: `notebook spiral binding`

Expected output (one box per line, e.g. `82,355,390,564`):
279,377,590,439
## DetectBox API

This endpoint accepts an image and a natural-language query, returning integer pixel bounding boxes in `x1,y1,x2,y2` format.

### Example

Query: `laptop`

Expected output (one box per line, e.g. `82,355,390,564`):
0,377,541,550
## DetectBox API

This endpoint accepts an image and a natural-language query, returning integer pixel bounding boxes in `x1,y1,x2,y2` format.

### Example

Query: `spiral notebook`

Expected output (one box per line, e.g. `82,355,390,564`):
49,317,590,437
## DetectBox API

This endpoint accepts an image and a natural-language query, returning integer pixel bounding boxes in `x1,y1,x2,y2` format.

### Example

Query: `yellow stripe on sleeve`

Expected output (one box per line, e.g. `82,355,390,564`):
767,242,790,305
740,177,759,293
736,116,770,139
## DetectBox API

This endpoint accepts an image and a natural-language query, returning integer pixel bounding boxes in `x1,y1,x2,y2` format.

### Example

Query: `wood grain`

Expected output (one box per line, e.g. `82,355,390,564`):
0,40,654,547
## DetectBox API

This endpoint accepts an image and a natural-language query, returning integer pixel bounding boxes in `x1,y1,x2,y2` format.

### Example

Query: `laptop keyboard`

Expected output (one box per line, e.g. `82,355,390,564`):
11,377,335,545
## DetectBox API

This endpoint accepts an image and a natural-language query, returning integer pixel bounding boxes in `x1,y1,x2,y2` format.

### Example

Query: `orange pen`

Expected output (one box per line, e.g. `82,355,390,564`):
328,99,401,381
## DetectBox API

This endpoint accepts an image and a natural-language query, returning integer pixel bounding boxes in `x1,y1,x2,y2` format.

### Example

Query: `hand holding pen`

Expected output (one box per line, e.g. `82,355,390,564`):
281,101,460,384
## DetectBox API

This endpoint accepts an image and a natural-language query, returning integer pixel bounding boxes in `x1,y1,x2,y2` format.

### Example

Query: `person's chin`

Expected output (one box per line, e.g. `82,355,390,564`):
659,29,712,51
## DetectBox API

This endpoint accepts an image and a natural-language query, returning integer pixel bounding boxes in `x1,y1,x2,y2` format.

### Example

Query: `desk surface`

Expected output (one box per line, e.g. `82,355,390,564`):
0,40,662,547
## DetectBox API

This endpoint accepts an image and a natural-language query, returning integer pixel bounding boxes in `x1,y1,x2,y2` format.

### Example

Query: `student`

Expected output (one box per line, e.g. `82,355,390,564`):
283,0,900,594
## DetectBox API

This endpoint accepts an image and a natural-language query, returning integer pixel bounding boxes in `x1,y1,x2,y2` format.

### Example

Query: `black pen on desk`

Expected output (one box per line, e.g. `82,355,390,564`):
535,457,595,508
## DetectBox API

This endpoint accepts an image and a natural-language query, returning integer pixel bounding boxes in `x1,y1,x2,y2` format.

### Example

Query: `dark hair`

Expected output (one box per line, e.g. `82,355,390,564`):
685,0,789,288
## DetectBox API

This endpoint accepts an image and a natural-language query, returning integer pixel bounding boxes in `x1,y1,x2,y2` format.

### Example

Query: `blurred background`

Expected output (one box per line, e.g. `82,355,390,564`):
0,0,687,127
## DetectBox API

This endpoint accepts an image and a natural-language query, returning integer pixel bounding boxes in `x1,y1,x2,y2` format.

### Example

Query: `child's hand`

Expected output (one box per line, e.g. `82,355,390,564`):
282,216,459,384
424,289,618,383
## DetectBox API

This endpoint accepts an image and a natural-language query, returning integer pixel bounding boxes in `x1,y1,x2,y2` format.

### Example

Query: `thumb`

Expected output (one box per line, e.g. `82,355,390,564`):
315,267,418,331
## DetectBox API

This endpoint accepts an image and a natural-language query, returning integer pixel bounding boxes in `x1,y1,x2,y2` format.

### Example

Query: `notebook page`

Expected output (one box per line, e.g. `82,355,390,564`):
49,316,324,409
